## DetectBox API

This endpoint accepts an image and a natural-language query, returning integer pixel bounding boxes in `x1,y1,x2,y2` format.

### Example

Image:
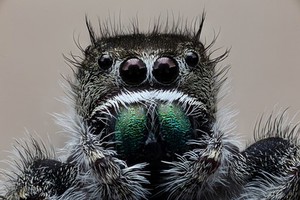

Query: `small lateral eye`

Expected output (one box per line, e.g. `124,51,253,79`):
98,54,113,70
184,51,199,67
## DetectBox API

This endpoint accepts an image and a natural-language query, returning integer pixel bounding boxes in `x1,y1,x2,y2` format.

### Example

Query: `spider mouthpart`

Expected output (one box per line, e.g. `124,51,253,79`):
88,90,210,166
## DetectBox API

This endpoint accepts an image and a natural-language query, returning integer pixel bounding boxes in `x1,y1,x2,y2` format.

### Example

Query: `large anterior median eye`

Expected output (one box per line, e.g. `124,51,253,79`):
119,58,147,85
152,57,179,84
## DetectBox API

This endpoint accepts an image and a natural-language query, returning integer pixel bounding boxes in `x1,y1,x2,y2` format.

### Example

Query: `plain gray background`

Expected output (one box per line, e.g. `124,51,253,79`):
1,0,300,170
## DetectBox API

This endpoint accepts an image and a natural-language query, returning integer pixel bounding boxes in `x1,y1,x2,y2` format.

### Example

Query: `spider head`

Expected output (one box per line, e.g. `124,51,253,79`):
69,17,227,179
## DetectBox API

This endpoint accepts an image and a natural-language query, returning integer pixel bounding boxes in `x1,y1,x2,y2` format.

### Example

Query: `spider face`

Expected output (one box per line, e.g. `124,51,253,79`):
76,33,214,114
75,30,218,173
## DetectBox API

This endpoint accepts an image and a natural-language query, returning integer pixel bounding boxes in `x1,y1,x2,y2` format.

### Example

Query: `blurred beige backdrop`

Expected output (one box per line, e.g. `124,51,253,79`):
0,0,300,170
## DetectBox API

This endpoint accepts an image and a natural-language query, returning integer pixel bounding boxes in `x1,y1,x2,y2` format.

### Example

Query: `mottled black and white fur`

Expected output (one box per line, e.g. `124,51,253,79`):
234,111,300,200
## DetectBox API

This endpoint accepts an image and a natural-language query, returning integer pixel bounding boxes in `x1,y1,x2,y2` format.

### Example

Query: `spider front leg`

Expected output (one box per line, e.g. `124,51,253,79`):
161,117,243,200
0,137,77,200
59,113,150,200
234,112,300,199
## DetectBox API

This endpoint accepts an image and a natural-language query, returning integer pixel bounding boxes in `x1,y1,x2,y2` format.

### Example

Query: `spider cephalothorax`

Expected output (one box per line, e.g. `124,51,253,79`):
66,16,231,191
0,15,244,200
1,14,300,200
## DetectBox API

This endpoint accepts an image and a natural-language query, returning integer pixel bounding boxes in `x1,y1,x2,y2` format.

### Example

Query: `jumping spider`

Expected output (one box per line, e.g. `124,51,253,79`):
1,14,300,200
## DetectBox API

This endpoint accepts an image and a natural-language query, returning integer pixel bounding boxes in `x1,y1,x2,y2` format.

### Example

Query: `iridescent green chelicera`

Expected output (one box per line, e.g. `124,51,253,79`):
115,103,193,160
115,105,147,158
157,103,193,153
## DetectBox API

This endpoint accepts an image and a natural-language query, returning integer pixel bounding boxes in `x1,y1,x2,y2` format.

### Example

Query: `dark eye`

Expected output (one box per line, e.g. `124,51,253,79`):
152,57,179,84
184,51,199,67
119,58,147,85
98,54,113,70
